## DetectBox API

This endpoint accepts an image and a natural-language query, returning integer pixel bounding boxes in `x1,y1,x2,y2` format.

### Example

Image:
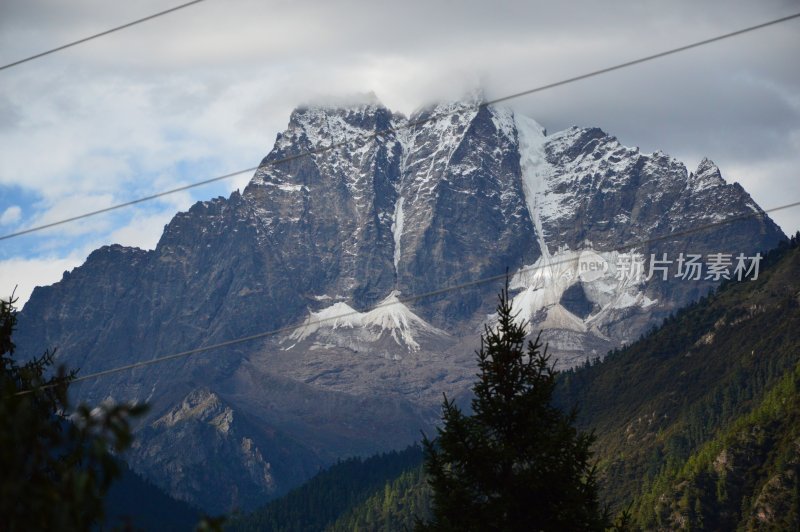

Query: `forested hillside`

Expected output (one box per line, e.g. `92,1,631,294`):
227,446,423,532
631,359,800,529
104,463,201,531
329,465,430,531
232,234,800,530
556,233,800,523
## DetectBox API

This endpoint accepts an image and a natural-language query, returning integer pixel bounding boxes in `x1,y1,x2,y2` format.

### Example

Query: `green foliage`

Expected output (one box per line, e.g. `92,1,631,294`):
632,361,800,530
553,234,800,528
417,285,610,531
228,445,424,532
329,465,431,532
0,296,147,531
555,235,800,505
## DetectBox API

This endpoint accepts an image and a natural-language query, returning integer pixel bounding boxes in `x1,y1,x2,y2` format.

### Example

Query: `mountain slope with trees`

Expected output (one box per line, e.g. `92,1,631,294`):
15,99,784,509
227,445,423,532
556,233,800,520
329,465,430,532
631,358,800,529
240,234,799,530
104,462,203,531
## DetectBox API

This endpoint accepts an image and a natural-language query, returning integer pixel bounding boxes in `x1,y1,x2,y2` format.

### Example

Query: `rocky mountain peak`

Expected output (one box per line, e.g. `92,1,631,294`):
283,102,393,151
690,157,726,191
14,96,786,512
292,91,385,113
154,388,232,433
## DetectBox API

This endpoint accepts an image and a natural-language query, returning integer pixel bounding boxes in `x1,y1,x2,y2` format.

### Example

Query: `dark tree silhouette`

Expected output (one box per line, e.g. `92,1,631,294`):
0,295,146,531
417,284,610,531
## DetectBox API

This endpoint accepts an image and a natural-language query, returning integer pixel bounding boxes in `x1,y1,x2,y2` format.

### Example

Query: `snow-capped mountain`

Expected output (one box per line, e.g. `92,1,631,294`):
15,94,784,511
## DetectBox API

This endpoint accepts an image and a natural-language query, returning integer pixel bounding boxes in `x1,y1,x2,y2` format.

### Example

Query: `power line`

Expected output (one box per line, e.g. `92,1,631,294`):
0,0,209,72
487,11,800,107
1,167,258,240
15,198,800,396
2,10,799,242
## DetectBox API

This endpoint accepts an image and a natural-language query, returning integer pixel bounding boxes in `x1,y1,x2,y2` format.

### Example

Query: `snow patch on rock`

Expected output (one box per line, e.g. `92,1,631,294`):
510,115,657,338
363,291,442,350
392,197,405,271
291,302,362,341
291,291,445,351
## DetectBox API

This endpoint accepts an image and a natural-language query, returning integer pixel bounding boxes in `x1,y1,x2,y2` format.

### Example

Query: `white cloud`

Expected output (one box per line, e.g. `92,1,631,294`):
0,0,797,295
108,188,194,250
0,253,86,308
0,205,21,225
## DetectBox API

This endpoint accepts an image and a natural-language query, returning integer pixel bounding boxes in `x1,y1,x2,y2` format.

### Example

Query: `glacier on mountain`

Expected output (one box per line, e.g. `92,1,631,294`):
290,291,446,352
509,112,656,343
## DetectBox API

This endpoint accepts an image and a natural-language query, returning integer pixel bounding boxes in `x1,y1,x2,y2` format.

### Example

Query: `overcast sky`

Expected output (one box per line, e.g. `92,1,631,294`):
1,0,798,306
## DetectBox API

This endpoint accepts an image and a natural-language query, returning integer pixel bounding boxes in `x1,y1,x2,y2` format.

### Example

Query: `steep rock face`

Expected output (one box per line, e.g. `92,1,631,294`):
130,389,287,513
15,97,785,510
504,118,782,365
245,102,403,307
395,103,538,323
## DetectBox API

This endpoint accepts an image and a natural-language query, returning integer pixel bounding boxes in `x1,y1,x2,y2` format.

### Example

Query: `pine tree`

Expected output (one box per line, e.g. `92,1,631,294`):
0,295,146,531
417,284,610,531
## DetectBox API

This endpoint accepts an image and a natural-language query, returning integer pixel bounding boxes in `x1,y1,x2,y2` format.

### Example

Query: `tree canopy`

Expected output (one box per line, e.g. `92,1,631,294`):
0,295,146,531
417,284,610,531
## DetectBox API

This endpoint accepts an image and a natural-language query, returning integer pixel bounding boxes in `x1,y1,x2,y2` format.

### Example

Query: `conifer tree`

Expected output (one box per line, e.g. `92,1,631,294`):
0,295,146,531
417,284,610,531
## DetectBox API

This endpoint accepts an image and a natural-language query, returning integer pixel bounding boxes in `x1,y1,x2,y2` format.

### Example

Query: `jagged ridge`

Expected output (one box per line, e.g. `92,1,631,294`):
14,95,785,511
